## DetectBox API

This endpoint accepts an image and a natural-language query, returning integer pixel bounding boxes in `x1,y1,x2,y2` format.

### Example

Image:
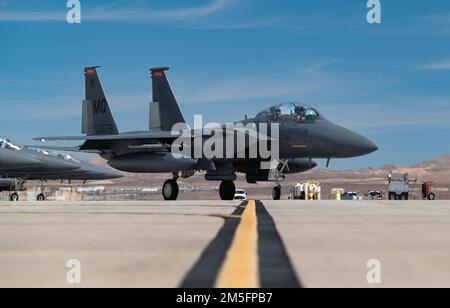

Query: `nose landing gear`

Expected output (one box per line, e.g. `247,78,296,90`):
272,185,281,200
270,160,288,200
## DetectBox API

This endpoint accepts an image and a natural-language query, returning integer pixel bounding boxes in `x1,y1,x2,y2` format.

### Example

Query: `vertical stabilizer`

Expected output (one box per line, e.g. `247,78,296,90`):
150,67,185,131
82,67,119,136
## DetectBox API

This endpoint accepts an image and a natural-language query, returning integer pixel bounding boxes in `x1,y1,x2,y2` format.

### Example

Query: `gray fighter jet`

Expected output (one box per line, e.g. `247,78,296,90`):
35,67,377,201
0,137,122,201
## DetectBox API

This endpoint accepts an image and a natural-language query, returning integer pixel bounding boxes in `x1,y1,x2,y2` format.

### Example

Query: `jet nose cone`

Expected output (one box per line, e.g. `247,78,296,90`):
360,138,378,155
102,169,123,179
85,165,123,180
333,126,378,157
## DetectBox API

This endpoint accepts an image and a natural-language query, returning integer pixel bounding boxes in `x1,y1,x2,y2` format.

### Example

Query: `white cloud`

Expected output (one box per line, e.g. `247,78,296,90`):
3,62,450,132
417,60,450,71
175,62,342,104
420,13,450,26
415,13,450,36
0,0,234,22
85,0,233,22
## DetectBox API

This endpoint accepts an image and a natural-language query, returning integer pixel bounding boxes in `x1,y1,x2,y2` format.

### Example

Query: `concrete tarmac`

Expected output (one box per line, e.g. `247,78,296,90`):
0,200,449,288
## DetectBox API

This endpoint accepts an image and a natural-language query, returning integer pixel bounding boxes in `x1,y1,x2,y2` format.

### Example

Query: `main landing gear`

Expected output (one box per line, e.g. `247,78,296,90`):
162,176,237,201
219,181,236,201
36,180,47,201
162,179,179,201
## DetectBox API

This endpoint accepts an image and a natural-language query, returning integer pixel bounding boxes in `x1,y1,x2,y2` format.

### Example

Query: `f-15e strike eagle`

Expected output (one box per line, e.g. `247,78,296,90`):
35,67,377,201
0,137,122,201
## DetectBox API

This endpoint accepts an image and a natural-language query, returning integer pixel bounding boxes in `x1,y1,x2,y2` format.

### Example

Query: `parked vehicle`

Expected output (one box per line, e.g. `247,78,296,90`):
342,192,359,200
234,189,248,201
367,191,383,200
388,173,417,200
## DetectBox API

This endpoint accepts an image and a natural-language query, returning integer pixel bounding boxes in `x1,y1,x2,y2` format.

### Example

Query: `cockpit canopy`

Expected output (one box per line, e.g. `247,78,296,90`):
28,147,80,163
256,102,322,123
55,153,80,164
0,138,22,151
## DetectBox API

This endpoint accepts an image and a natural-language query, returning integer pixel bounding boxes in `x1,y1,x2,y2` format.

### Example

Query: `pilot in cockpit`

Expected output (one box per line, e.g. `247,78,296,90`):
269,106,281,118
257,103,321,123
294,105,306,121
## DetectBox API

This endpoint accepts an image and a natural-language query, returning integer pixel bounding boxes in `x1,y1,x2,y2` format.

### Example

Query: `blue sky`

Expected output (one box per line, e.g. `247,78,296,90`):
1,0,450,169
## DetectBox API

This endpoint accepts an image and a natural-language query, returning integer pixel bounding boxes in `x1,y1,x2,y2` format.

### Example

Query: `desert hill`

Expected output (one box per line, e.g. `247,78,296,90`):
89,155,450,200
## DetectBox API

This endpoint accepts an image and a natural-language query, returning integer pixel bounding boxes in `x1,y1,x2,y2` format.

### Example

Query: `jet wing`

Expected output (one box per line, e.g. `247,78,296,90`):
34,131,182,142
34,128,274,153
34,132,181,153
35,127,273,143
86,131,181,141
26,145,102,154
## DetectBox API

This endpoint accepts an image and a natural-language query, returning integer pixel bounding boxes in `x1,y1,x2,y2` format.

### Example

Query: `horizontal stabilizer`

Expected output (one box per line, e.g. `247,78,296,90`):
33,136,87,141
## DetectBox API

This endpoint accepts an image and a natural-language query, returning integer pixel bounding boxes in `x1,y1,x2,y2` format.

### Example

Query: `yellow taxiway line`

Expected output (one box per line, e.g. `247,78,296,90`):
215,200,260,288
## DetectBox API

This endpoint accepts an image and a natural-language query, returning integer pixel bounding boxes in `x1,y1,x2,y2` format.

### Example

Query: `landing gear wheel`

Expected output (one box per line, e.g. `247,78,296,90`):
219,181,236,201
272,186,281,200
10,193,19,202
37,194,46,202
162,179,179,201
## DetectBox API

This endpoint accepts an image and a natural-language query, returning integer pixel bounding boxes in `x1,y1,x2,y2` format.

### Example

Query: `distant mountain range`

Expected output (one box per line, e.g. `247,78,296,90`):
91,155,450,200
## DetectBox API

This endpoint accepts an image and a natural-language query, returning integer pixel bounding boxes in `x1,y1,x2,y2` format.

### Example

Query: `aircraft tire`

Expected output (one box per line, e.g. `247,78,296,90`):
10,193,19,202
272,186,281,200
219,181,236,201
163,179,179,201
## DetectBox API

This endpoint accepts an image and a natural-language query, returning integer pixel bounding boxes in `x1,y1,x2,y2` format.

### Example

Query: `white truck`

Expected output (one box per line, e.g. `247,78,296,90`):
388,173,417,200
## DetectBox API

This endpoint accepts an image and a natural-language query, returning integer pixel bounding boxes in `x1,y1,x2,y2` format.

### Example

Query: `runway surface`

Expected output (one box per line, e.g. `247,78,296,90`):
0,200,449,288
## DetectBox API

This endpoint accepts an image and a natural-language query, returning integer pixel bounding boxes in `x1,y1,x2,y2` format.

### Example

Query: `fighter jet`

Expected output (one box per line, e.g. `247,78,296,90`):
35,67,377,201
0,137,123,201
